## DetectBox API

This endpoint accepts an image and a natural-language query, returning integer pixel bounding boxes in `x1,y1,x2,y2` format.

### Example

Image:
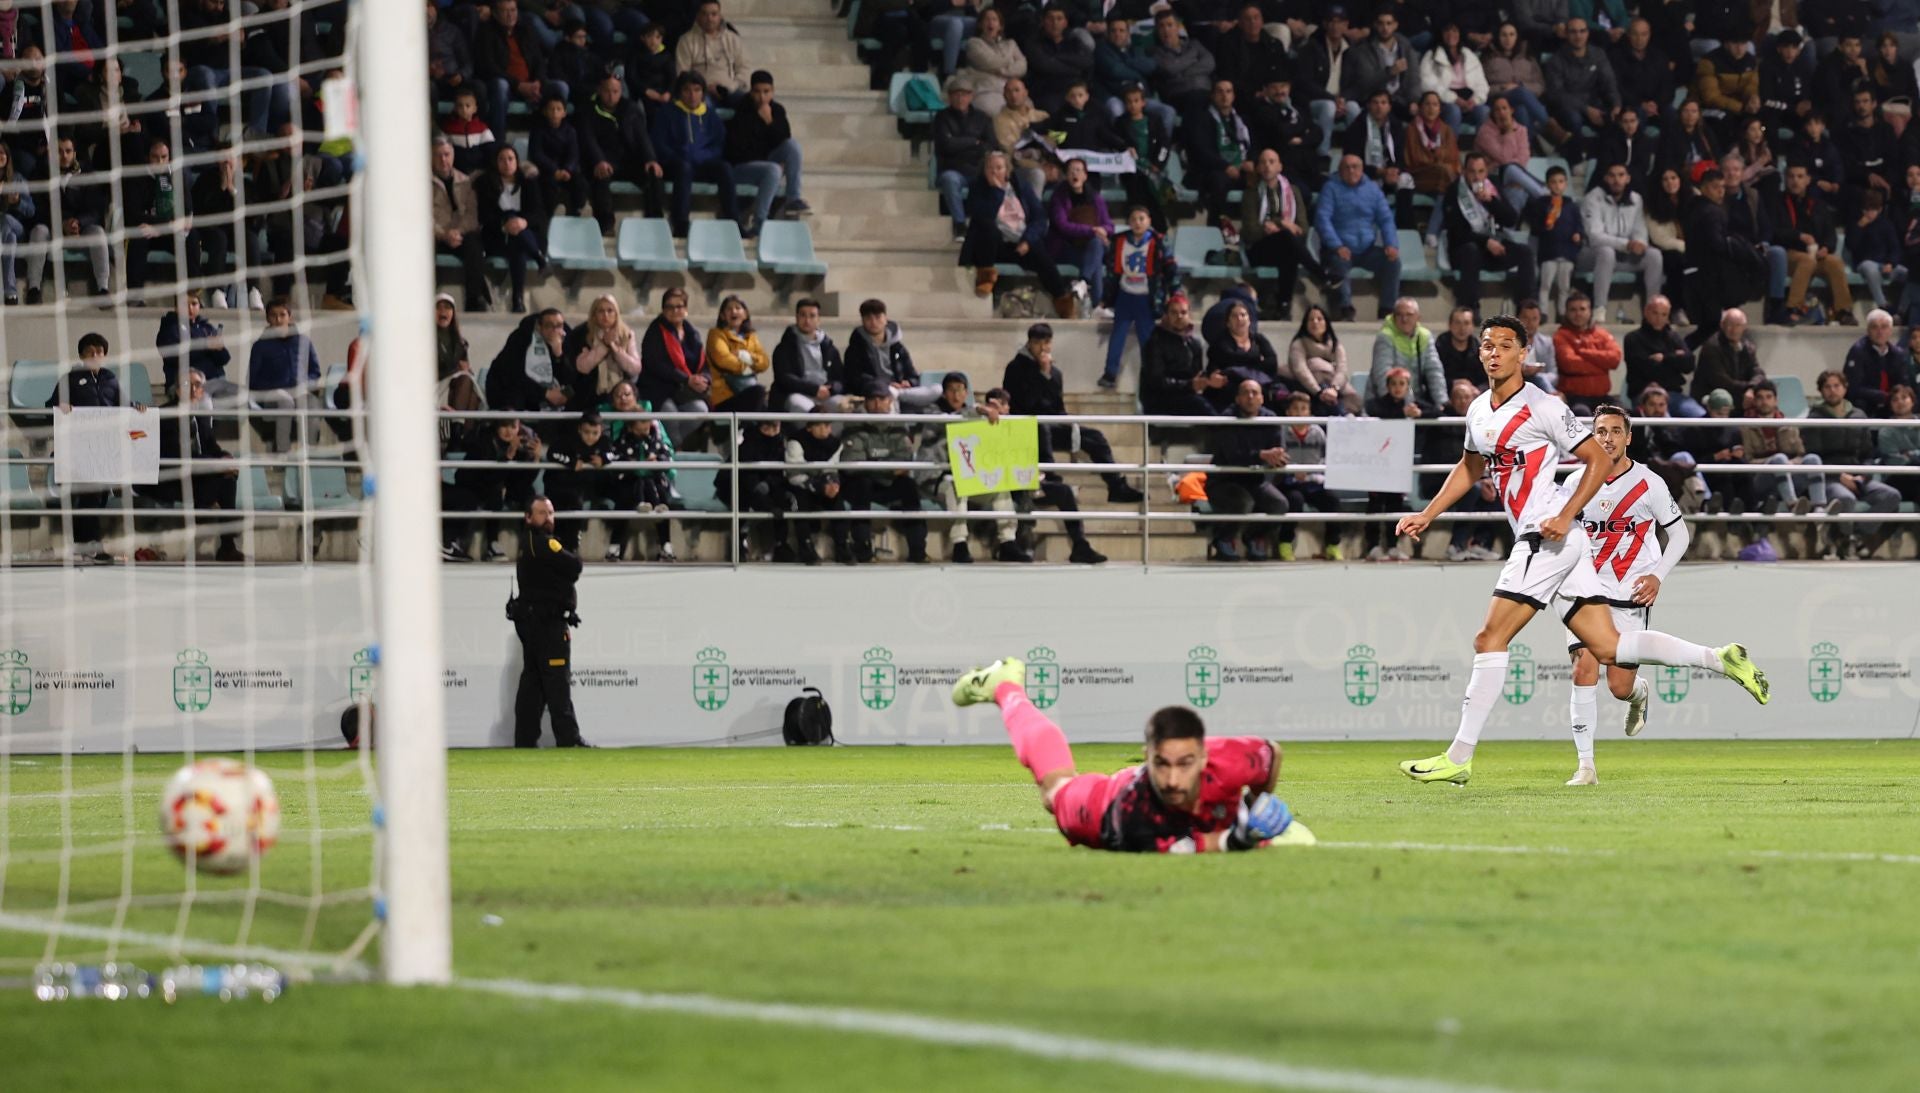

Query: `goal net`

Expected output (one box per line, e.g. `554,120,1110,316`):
0,0,446,985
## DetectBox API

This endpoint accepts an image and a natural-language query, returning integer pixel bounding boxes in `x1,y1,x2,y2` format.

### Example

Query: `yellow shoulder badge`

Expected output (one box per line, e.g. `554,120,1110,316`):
548,537,563,553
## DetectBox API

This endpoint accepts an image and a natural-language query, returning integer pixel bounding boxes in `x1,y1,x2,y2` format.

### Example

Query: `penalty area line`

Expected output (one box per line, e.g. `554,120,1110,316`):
454,976,1542,1093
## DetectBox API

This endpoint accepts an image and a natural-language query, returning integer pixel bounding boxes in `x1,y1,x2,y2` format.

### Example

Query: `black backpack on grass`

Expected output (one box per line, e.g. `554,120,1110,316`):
783,688,834,746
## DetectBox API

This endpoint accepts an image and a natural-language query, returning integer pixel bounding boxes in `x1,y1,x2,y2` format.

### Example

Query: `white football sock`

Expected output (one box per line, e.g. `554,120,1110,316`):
1446,651,1509,764
1617,630,1722,673
1569,685,1597,766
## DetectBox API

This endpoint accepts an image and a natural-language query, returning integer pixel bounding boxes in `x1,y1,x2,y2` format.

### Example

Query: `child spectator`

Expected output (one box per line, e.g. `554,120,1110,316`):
1848,189,1906,312
442,86,498,175
1361,367,1420,560
601,381,679,563
1276,389,1341,561
1526,165,1584,321
1101,204,1176,390
625,21,676,108
529,96,589,218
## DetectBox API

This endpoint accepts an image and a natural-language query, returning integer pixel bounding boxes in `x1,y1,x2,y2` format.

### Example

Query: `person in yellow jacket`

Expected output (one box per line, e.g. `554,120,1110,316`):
706,294,771,411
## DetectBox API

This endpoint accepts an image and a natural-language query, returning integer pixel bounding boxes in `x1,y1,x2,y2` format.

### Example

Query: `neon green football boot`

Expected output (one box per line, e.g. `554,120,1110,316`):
951,658,1026,707
1399,753,1472,784
1715,643,1770,705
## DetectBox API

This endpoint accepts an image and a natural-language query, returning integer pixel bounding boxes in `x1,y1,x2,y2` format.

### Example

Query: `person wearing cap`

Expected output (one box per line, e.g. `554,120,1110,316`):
1694,387,1748,514
935,78,996,241
840,381,933,564
1759,28,1815,139
724,70,808,238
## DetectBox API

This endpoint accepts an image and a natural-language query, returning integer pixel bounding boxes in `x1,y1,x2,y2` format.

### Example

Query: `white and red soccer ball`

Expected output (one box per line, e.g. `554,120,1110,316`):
158,760,280,874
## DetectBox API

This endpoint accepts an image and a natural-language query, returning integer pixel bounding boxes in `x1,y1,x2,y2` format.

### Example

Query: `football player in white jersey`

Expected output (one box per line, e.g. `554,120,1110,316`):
1392,316,1768,785
1557,404,1691,785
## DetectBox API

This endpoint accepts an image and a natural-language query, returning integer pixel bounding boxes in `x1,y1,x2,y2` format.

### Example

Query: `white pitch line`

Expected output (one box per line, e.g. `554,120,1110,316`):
455,976,1540,1093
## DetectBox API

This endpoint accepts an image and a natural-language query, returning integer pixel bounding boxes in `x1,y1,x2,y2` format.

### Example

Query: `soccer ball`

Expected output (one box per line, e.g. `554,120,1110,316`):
158,760,281,874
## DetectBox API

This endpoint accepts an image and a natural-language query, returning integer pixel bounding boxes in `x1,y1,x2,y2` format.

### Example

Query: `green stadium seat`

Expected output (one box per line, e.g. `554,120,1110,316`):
284,466,358,511
548,216,620,272
687,220,758,274
670,451,731,514
2,448,45,511
616,218,689,272
239,466,285,512
757,221,829,277
8,361,60,410
1774,375,1810,418
1173,226,1238,280
1396,228,1438,285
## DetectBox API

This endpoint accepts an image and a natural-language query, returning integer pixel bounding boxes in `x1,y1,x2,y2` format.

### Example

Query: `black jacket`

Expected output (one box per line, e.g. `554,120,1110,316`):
771,325,846,404
934,106,995,178
1001,348,1067,416
725,100,794,165
34,168,109,232
1183,104,1251,175
1139,324,1208,412
1654,122,1718,181
1442,181,1519,247
48,365,123,408
1110,108,1174,174
475,18,550,84
843,323,920,394
1213,30,1290,103
1592,125,1655,192
515,522,582,619
1053,104,1124,152
1765,189,1837,253
1206,405,1284,470
638,317,704,409
1608,43,1675,115
1624,323,1695,401
124,166,191,229
474,170,552,249
529,119,584,176
577,96,657,171
487,312,570,414
1837,117,1897,189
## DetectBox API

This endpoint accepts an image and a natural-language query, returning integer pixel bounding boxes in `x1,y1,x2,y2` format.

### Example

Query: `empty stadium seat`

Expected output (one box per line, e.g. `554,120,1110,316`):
1773,375,1810,418
2,448,44,511
285,466,357,510
1172,226,1237,280
687,220,757,274
757,221,829,277
548,216,620,272
616,218,689,272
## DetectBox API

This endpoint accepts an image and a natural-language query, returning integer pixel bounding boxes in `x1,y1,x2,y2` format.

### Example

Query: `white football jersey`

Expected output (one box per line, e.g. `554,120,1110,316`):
1463,384,1593,536
1562,460,1683,600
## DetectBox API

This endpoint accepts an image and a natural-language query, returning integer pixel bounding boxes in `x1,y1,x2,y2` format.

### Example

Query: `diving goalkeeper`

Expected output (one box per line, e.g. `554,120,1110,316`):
952,658,1316,853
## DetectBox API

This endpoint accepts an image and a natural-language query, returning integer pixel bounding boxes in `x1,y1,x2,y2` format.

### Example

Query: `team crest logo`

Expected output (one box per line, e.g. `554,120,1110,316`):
1343,644,1379,706
1185,645,1222,707
692,647,730,711
1025,646,1060,709
1502,644,1537,705
173,648,213,712
1655,663,1690,703
1808,642,1842,703
2,649,31,715
348,646,375,701
859,646,897,711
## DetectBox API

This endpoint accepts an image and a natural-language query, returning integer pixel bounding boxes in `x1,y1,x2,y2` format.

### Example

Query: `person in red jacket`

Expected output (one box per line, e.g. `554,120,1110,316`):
1552,292,1623,408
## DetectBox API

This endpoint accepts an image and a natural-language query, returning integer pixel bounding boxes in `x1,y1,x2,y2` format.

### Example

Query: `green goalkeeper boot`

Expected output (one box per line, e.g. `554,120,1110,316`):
951,659,1027,707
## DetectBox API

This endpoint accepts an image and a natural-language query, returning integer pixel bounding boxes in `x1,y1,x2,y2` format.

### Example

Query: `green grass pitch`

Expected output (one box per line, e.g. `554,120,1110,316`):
4,740,1919,1092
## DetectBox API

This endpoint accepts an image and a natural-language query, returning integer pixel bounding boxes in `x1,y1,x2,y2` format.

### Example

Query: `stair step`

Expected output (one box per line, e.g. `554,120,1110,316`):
807,214,955,246
746,37,873,66
814,241,962,267
779,89,892,117
798,138,914,169
788,112,900,141
768,63,871,92
802,187,939,216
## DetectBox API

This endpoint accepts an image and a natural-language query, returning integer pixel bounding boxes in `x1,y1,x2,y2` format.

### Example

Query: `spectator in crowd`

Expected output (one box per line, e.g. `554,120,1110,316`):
1608,18,1671,124
1094,19,1168,128
1624,295,1701,414
845,298,941,410
543,18,603,106
935,79,996,242
1654,98,1719,182
1408,91,1463,244
1295,5,1358,156
441,86,498,175
626,21,676,108
527,98,586,221
772,298,847,412
1645,167,1691,314
433,294,485,450
785,407,853,565
565,293,641,412
1842,308,1917,414
1769,162,1857,325
1205,298,1283,410
1876,383,1920,503
427,0,479,107
1214,4,1287,104
157,292,234,404
1445,152,1537,315
1693,305,1764,408
1792,111,1846,205
444,416,541,562
955,7,1026,117
487,308,573,419
1112,83,1176,231
143,369,245,563
1838,84,1896,218
186,152,243,309
0,141,30,306
431,136,492,312
1048,156,1114,307
122,138,195,303
24,135,110,304
1315,153,1402,322
474,144,549,314
1184,78,1256,238
717,412,793,563
1239,149,1312,323
1435,305,1483,390
600,381,680,564
1482,23,1553,137
1244,73,1323,188
1053,79,1122,155
1868,32,1917,105
1271,389,1343,560
1525,165,1583,321
676,0,752,107
1473,94,1547,215
181,0,282,137
993,77,1052,198
1361,366,1421,560
1285,304,1361,415
1731,113,1779,195
1692,385,1751,514
651,72,737,239
840,383,931,564
475,0,566,141
915,374,1015,564
726,70,809,237
960,151,1074,312
1004,322,1145,502
1516,298,1557,389
1024,6,1094,115
45,332,127,563
1686,171,1767,345
1202,282,1260,346
1816,32,1871,124
1140,293,1219,416
540,409,621,552
1580,161,1663,312
1625,383,1709,508
1203,377,1290,561
1694,28,1760,142
1740,379,1824,514
1850,189,1907,314
1342,89,1411,215
1344,7,1418,115
1593,106,1655,193
1148,8,1215,120
1552,293,1622,411
1420,376,1505,560
1805,367,1902,557
1102,203,1177,388
639,287,710,444
575,76,665,235
1543,17,1620,159
928,0,982,78
247,297,323,452
1420,22,1490,129
1368,297,1447,412
705,294,771,413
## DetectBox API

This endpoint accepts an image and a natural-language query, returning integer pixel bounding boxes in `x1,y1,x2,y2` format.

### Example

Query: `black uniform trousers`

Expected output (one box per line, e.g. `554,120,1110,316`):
513,613,583,747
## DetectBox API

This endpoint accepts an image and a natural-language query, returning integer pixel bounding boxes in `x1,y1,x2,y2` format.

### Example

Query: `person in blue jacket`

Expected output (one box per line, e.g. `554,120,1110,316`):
649,70,738,238
247,296,323,451
1314,153,1403,322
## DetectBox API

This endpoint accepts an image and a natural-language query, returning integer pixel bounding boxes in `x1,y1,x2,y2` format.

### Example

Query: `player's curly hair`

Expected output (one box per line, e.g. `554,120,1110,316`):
1481,314,1527,345
1146,707,1206,747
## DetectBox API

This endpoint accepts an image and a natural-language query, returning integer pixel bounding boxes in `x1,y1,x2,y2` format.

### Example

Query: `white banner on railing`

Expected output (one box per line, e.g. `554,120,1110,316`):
1325,418,1415,493
1,566,1914,753
1055,148,1136,174
52,407,160,486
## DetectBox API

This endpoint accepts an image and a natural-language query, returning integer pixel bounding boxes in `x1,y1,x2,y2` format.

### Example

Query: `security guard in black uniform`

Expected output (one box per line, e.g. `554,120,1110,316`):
509,496,591,747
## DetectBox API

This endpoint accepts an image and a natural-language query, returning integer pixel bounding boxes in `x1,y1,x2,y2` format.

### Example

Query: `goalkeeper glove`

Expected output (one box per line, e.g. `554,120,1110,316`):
1224,792,1292,851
